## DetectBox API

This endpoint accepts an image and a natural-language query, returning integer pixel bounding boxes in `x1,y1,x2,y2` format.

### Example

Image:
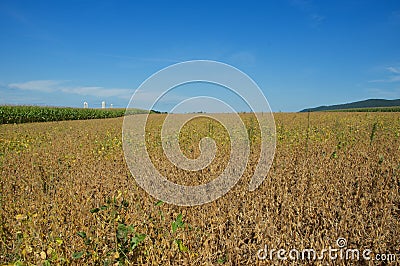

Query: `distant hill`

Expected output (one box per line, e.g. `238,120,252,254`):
300,99,400,112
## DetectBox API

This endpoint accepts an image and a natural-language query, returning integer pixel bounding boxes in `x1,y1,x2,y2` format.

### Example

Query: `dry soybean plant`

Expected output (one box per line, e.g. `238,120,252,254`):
0,112,399,265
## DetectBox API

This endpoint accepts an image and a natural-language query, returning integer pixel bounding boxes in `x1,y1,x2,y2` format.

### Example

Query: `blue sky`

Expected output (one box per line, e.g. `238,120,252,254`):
0,0,399,112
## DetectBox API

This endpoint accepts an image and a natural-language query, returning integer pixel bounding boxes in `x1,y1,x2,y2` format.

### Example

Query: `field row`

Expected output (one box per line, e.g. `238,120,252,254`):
0,106,149,124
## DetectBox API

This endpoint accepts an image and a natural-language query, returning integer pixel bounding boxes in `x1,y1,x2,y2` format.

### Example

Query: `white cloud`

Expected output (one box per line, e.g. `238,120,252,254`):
9,80,63,92
311,14,325,25
100,53,181,63
387,67,400,74
367,88,400,98
368,66,400,83
62,86,132,98
389,10,400,24
290,0,325,27
7,80,133,99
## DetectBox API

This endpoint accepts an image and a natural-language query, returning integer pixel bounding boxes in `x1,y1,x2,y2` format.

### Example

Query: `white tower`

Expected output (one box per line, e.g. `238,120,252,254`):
101,101,106,109
83,102,88,108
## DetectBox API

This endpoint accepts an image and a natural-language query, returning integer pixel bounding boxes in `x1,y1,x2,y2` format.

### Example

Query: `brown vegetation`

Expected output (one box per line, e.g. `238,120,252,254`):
1,112,399,265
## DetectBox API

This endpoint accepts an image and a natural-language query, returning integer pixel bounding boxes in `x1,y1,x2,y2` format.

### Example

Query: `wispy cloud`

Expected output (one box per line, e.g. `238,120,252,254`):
8,80,133,99
367,87,400,99
290,0,326,27
368,66,400,83
6,80,191,108
62,86,132,98
310,14,325,26
387,66,400,74
100,53,181,63
368,76,400,83
389,10,400,24
9,80,64,92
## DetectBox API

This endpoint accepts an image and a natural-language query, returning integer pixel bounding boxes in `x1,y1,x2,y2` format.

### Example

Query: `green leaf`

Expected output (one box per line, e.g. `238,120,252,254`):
121,199,129,208
135,233,146,243
90,207,100,213
217,257,227,264
72,251,84,259
77,231,87,239
55,237,63,245
176,213,183,225
84,238,92,245
43,260,51,266
100,205,108,210
172,222,178,233
131,234,146,249
117,223,128,239
103,258,111,266
127,225,135,234
155,200,164,206
175,239,188,252
172,213,184,233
